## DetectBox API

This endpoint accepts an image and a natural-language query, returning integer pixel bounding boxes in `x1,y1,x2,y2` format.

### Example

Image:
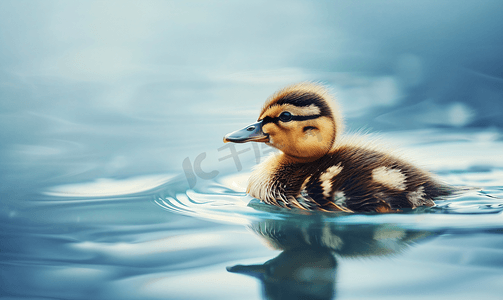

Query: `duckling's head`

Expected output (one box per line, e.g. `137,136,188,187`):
224,83,343,162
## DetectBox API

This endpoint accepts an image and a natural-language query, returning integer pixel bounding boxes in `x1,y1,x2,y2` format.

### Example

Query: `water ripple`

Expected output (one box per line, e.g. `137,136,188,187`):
155,176,503,232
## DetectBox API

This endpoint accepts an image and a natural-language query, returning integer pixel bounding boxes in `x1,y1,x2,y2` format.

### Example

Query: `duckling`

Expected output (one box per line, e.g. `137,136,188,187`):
223,82,454,213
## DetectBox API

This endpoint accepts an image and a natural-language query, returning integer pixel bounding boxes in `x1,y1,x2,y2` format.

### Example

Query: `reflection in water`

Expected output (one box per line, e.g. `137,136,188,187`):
228,216,434,300
228,247,336,300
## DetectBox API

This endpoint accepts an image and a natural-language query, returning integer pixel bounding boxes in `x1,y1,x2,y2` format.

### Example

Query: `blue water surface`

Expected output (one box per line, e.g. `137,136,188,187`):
1,1,503,299
2,129,503,299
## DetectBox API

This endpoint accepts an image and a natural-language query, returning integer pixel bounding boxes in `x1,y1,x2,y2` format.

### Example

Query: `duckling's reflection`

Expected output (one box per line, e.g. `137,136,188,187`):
228,216,435,300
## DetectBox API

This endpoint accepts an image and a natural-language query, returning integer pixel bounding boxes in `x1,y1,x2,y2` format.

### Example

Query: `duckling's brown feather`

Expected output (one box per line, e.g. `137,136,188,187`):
259,143,452,212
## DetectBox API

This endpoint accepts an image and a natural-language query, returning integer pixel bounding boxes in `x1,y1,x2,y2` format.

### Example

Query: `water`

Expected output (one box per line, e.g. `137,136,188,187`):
2,129,502,299
1,1,503,299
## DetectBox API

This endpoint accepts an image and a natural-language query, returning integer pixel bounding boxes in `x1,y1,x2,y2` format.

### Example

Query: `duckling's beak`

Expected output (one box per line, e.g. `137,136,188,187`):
223,120,269,143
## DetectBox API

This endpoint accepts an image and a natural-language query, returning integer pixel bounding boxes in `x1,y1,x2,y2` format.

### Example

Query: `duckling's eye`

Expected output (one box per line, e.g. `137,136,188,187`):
279,111,293,122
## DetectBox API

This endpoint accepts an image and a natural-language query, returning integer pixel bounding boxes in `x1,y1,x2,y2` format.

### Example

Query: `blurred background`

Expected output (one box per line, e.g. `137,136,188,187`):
1,0,503,196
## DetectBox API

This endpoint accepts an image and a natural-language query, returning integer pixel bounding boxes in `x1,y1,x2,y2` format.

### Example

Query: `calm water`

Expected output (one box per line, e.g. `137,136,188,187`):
2,129,502,299
1,1,503,299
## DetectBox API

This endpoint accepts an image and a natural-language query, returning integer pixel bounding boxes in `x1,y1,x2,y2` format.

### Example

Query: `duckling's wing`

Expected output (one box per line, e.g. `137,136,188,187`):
302,145,453,212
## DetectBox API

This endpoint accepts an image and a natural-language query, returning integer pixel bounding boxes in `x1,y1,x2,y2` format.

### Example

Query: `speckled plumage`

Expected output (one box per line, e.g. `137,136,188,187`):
224,82,454,213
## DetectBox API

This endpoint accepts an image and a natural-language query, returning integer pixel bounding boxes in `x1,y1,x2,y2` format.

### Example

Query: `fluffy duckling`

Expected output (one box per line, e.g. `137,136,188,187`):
223,83,453,213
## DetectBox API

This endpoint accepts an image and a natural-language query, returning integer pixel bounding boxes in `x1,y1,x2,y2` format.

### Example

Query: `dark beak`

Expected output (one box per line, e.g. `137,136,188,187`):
223,120,269,143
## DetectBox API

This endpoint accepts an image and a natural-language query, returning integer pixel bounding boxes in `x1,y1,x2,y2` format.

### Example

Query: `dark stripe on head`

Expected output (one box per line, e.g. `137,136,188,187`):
272,91,333,118
262,114,321,125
